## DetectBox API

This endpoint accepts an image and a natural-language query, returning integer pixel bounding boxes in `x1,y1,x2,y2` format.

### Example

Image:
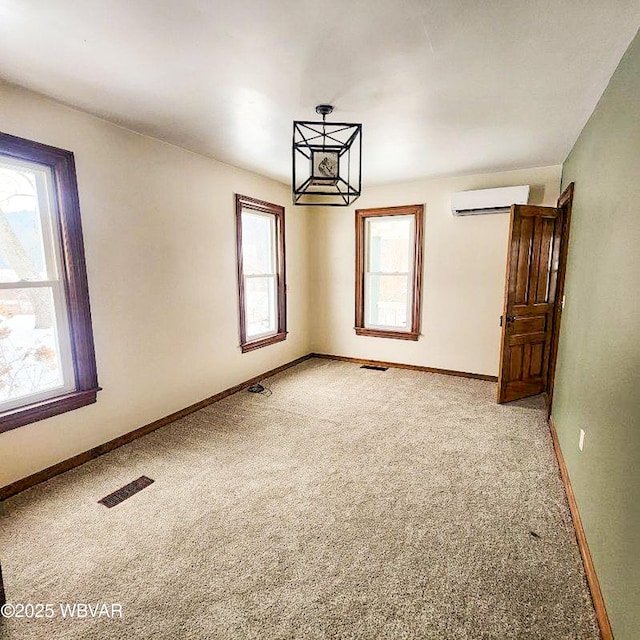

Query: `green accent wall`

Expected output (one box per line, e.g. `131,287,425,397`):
554,29,640,639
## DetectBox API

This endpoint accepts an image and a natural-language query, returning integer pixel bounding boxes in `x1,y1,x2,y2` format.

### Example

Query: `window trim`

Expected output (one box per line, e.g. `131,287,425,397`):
0,132,100,433
235,194,287,353
355,204,424,341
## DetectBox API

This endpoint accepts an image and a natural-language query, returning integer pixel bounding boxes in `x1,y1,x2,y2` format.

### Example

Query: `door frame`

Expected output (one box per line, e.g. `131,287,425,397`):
545,182,574,416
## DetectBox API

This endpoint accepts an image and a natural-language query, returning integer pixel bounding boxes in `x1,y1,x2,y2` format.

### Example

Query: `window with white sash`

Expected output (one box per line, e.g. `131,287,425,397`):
0,133,99,433
235,195,286,352
355,205,423,341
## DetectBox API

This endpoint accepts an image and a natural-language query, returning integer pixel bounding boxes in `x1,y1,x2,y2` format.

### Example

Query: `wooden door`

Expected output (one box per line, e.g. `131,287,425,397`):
497,205,564,403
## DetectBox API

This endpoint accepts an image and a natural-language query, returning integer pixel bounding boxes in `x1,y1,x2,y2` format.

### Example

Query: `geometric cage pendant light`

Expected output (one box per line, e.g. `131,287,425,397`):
292,105,362,206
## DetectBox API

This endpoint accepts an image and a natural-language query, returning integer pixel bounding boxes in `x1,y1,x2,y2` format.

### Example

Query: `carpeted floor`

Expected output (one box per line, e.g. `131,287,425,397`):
0,358,599,639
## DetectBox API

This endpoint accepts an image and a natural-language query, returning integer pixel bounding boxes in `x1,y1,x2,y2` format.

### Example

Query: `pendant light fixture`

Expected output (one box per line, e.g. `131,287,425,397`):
292,105,362,206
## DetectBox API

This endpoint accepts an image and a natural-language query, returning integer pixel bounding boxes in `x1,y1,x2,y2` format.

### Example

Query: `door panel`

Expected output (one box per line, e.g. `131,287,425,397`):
497,204,563,403
511,315,546,334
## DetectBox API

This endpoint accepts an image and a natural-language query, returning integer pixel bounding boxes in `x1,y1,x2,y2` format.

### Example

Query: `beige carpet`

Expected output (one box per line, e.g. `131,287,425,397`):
0,358,599,639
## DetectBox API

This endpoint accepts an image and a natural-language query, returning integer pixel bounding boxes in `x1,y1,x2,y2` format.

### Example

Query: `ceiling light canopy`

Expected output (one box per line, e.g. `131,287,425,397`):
292,105,362,206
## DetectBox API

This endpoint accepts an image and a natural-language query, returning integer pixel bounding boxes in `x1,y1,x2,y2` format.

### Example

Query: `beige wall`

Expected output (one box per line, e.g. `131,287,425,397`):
309,166,562,375
0,82,312,487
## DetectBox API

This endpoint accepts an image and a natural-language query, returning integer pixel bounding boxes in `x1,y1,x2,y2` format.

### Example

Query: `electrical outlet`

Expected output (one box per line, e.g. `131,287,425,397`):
579,429,585,452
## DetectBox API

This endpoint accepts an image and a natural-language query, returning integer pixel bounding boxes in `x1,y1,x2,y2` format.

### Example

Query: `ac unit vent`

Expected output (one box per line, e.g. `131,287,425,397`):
451,185,529,216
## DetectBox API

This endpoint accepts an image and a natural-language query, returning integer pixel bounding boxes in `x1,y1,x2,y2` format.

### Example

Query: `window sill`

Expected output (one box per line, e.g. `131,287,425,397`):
355,327,420,341
0,388,101,434
241,332,287,353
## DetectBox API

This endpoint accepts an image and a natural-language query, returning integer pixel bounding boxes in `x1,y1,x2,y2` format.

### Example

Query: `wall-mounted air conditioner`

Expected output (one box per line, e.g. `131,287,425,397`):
451,185,530,216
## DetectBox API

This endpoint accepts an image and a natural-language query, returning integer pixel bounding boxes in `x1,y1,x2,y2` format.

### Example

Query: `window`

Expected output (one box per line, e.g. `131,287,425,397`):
355,204,424,340
0,132,99,433
235,194,286,352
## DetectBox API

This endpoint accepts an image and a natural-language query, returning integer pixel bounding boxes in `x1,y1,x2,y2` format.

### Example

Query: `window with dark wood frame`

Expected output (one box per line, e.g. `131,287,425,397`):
355,204,424,341
235,194,287,353
0,132,99,433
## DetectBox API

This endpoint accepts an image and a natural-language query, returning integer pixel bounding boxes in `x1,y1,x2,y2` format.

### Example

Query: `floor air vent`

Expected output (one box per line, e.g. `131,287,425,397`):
98,476,154,508
360,365,388,371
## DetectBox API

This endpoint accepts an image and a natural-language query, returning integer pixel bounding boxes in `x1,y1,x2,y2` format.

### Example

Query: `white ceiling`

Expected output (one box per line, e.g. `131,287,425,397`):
0,1,639,186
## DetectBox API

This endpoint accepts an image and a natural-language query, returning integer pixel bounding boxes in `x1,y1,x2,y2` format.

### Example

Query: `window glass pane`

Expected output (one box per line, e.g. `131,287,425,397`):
366,274,410,329
245,276,276,338
0,160,55,283
367,216,412,273
0,287,72,408
242,211,275,275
